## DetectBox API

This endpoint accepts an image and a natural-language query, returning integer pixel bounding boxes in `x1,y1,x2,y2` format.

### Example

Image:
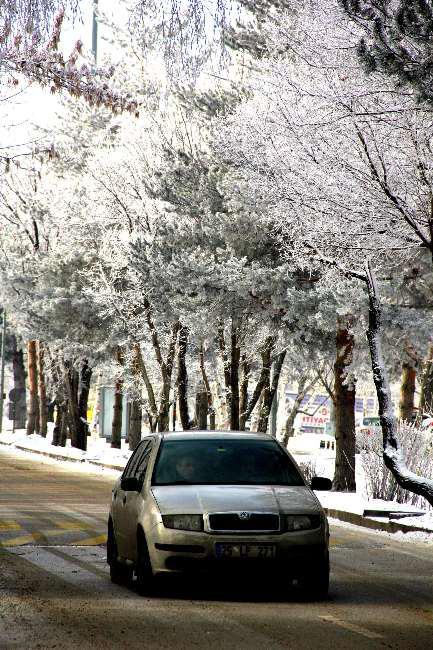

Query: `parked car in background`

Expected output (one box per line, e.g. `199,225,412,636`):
107,431,331,598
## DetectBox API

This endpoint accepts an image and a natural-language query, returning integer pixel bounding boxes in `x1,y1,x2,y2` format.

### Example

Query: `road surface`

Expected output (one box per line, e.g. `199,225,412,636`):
0,447,432,649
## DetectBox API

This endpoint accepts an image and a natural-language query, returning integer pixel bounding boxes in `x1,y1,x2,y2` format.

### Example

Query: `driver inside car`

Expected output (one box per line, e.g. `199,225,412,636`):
175,455,196,482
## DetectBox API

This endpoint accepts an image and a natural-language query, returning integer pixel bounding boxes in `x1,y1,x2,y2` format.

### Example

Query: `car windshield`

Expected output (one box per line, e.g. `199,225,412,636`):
152,438,305,486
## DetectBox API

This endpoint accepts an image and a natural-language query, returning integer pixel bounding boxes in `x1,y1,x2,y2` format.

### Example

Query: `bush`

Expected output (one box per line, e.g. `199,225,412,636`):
298,460,318,484
359,422,433,509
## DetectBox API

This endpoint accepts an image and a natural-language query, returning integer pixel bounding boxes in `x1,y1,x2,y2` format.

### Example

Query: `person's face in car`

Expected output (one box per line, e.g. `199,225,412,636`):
176,457,195,481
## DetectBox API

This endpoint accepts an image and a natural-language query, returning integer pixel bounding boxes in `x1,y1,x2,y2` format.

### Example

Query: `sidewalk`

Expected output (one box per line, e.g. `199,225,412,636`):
1,429,432,540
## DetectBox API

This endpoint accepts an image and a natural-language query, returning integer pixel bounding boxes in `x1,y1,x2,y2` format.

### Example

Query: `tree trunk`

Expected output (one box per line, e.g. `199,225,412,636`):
65,363,80,448
157,322,180,432
59,403,68,447
177,325,190,430
419,344,433,416
26,340,38,436
257,351,286,433
199,343,215,430
230,321,240,430
333,316,356,492
172,389,177,431
281,374,317,447
217,322,232,427
241,336,275,426
282,390,304,447
52,401,64,446
365,263,433,506
196,381,208,429
133,343,157,433
37,341,48,437
11,336,26,430
129,400,142,449
77,360,92,451
399,362,416,422
239,354,250,430
111,347,123,449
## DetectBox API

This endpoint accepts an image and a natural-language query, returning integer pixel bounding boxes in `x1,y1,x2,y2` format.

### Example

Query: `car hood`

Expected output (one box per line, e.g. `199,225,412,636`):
151,485,321,515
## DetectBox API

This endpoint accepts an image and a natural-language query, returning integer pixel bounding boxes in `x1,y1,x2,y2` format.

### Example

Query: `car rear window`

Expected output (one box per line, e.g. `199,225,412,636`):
152,438,304,486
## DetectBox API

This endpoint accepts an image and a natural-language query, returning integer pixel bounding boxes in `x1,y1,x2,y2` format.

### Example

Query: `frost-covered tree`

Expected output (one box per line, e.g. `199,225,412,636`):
341,0,433,104
216,0,433,503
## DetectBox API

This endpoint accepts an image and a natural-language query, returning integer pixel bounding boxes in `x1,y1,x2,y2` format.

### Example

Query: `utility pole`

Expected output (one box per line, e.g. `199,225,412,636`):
92,0,99,64
0,310,6,434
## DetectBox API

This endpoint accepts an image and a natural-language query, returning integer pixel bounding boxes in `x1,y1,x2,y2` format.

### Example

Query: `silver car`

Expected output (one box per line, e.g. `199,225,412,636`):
107,431,331,597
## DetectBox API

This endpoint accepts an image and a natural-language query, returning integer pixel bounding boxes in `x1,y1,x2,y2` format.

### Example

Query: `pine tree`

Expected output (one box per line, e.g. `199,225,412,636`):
341,0,433,103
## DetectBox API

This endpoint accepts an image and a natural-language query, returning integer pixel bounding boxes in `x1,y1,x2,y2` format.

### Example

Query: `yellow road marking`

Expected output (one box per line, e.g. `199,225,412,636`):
2,532,43,546
52,520,94,530
72,533,107,546
1,528,105,545
0,521,21,531
319,615,383,640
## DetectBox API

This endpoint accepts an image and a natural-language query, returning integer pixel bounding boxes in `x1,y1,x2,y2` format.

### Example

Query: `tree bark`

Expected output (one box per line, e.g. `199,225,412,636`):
241,336,275,426
11,336,26,430
196,381,208,429
52,400,66,446
64,362,80,448
217,322,232,427
199,343,215,429
111,346,123,449
418,345,433,418
77,360,92,451
177,325,190,430
399,362,416,422
129,400,142,450
282,376,308,447
26,340,39,436
37,341,47,437
157,321,180,432
365,262,433,506
133,343,158,432
333,316,356,492
419,344,433,416
257,350,286,433
239,354,250,430
230,321,240,430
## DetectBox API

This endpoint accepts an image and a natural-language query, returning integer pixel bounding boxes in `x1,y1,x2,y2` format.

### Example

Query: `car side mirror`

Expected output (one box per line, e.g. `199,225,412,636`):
311,476,332,491
121,476,141,492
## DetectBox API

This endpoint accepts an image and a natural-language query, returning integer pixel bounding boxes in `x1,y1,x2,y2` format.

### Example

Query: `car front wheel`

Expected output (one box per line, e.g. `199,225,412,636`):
136,530,156,596
107,520,133,585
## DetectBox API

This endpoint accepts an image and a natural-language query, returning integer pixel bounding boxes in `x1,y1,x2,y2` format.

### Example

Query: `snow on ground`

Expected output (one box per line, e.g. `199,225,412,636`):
1,425,432,540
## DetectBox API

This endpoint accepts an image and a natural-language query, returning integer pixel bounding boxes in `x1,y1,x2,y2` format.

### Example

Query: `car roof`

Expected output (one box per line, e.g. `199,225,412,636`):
158,430,275,441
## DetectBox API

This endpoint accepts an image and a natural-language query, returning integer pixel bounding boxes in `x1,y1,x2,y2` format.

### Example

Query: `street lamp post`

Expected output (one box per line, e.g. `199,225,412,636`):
92,0,98,64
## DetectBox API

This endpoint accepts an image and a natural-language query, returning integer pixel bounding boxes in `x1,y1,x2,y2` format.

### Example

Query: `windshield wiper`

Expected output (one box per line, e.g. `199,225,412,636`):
155,480,194,485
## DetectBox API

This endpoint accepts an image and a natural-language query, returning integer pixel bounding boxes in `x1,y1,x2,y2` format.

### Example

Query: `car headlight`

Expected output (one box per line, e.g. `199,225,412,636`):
162,514,203,531
285,515,321,531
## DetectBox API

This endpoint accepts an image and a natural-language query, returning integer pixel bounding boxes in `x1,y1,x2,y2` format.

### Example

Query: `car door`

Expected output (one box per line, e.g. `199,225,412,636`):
114,440,148,555
119,439,154,560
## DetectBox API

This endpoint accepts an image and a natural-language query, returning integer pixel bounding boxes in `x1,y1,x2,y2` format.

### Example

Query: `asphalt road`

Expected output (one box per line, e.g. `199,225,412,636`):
1,447,433,650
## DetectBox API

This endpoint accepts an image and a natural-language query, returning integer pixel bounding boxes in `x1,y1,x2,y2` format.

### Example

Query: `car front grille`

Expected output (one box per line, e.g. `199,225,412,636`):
208,513,280,532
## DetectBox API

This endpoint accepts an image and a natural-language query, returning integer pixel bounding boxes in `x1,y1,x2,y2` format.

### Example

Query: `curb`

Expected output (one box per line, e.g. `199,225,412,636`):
1,439,432,536
1,440,125,472
325,507,433,535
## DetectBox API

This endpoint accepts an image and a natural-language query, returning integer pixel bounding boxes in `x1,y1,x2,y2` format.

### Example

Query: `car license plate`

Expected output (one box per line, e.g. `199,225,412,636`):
215,543,276,559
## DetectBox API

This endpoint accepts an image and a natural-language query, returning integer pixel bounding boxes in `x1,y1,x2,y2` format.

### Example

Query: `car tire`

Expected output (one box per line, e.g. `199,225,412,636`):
299,552,330,600
107,520,133,585
136,530,155,596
